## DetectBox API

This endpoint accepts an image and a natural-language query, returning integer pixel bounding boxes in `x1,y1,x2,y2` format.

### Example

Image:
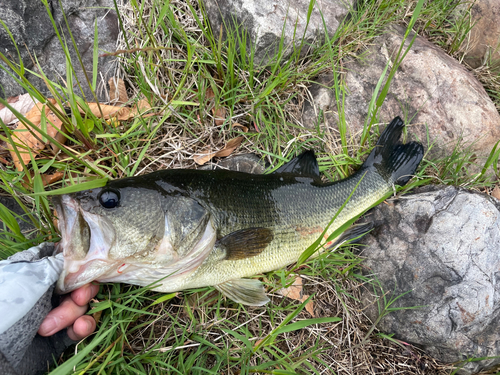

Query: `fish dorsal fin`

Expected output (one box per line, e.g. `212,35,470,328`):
218,228,273,260
215,278,270,306
274,150,320,178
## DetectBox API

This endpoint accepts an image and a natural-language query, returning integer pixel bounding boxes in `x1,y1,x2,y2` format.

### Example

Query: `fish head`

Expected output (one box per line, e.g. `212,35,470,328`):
54,185,166,294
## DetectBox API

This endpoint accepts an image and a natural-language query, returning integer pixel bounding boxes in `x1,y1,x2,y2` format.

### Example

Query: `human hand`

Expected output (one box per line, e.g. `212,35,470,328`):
0,243,99,374
38,283,100,340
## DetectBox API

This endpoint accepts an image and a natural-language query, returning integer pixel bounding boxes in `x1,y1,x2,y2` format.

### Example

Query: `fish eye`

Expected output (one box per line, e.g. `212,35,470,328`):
99,189,120,209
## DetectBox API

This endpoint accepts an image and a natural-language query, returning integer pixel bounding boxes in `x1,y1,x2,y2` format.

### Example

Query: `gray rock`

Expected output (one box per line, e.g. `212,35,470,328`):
0,0,119,101
199,153,267,174
301,73,334,129
203,0,355,66
319,25,500,160
460,0,500,68
360,185,500,374
0,196,36,237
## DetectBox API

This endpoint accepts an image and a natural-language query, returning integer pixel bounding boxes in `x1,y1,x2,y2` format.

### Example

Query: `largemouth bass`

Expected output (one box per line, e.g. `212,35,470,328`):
54,117,423,305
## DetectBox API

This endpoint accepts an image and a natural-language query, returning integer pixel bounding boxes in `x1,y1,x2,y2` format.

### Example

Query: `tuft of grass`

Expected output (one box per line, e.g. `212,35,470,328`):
413,135,500,190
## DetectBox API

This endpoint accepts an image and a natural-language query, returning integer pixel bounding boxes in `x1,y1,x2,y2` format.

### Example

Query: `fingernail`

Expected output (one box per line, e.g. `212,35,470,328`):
85,286,92,302
39,317,57,336
86,319,94,332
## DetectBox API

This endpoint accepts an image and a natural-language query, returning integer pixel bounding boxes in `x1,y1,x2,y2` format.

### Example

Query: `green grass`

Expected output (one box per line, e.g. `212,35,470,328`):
0,0,499,374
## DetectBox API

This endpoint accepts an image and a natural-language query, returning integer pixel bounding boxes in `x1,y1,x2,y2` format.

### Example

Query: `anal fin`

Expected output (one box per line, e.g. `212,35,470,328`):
327,222,374,250
215,278,270,306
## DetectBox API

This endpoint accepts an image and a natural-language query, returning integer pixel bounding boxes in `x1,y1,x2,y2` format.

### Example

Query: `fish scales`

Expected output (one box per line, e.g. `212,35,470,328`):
174,168,390,288
54,117,424,305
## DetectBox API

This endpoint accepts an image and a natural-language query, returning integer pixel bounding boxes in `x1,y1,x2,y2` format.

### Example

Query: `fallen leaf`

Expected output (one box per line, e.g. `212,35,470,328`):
213,106,226,126
108,77,129,105
278,276,315,317
8,100,65,171
492,185,500,200
136,98,151,111
0,96,26,111
83,102,132,121
232,122,248,132
279,276,304,300
41,171,64,186
211,137,244,158
93,309,102,324
21,170,66,189
45,105,66,153
205,87,226,125
0,93,37,125
205,87,227,126
129,98,153,117
206,88,215,101
90,298,103,324
254,338,265,348
83,99,155,122
193,136,244,165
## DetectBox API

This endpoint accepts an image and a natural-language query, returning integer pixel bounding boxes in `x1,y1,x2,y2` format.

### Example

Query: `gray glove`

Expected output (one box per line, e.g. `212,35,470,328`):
0,243,75,375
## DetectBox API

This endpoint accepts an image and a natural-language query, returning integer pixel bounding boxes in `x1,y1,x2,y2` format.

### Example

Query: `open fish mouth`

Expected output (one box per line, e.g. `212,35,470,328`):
53,194,118,294
53,192,217,295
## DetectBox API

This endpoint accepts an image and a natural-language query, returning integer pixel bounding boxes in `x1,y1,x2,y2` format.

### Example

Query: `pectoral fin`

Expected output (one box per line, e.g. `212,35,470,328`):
218,227,273,260
215,278,270,306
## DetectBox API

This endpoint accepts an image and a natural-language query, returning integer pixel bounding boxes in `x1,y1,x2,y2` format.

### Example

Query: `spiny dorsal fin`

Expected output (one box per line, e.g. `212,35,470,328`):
218,228,273,260
215,278,270,306
274,150,320,178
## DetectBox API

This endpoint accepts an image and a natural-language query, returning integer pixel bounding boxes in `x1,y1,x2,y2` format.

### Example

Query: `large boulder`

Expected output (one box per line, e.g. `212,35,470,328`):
0,0,119,101
360,185,500,374
202,0,355,66
462,0,500,68
303,25,500,160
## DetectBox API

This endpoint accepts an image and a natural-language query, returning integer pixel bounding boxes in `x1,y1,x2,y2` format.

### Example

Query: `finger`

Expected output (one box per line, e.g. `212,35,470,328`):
67,315,96,341
38,296,87,337
71,283,100,307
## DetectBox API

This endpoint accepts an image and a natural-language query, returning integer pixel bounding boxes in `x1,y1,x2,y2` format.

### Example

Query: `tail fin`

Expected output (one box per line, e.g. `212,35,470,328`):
363,117,424,185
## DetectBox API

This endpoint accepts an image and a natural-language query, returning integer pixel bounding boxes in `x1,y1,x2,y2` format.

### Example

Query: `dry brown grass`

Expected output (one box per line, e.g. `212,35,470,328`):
111,0,321,175
123,264,455,374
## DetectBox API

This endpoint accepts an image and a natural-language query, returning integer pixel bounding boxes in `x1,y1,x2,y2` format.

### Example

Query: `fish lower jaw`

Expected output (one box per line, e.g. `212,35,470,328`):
57,259,118,294
66,260,89,274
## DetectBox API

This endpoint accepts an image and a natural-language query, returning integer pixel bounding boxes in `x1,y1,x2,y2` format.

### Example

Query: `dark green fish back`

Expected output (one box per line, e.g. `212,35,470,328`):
105,117,423,246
